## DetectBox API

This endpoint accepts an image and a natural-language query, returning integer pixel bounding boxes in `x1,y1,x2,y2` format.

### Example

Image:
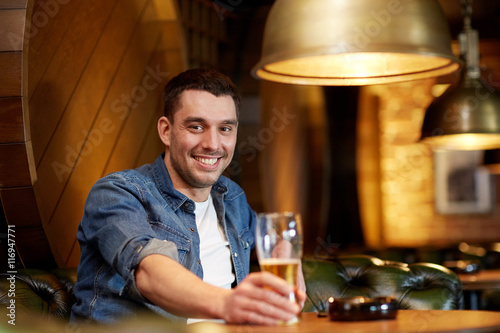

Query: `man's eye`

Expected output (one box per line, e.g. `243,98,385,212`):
220,126,233,132
190,125,203,130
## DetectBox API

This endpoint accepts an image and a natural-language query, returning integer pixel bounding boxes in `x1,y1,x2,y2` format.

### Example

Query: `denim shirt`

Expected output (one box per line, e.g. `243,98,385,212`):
71,154,256,323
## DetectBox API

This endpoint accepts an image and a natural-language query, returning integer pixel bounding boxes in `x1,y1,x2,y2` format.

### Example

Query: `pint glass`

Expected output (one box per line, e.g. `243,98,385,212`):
255,212,303,324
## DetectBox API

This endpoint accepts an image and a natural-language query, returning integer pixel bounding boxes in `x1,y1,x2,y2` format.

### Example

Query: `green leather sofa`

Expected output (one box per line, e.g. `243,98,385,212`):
302,254,463,313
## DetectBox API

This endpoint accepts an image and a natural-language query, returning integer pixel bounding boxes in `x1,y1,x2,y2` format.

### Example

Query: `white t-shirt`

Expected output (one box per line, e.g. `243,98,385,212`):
187,195,235,324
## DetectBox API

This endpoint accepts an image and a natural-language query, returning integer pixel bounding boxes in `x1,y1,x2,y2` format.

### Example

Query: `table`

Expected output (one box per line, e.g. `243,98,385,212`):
193,311,500,333
460,269,500,291
459,269,500,310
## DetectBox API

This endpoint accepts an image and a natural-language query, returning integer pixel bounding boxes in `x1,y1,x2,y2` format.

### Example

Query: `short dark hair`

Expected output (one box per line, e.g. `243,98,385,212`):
162,68,241,122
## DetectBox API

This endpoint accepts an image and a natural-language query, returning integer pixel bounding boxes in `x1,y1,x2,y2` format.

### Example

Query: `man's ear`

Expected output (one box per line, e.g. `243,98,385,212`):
158,116,171,147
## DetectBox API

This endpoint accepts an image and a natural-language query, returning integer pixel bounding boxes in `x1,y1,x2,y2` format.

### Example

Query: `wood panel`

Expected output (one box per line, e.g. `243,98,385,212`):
160,20,188,67
39,0,158,234
12,225,56,268
103,48,169,176
27,0,82,96
36,0,186,266
152,0,177,20
0,187,41,228
0,0,186,268
66,238,80,269
0,10,26,51
0,1,48,270
29,0,118,165
134,102,164,168
0,97,25,143
0,143,31,187
35,0,149,225
46,0,163,265
0,52,22,97
0,0,27,9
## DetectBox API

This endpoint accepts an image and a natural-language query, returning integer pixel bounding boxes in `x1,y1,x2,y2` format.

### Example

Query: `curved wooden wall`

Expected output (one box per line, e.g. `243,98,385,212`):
0,0,43,268
0,0,187,268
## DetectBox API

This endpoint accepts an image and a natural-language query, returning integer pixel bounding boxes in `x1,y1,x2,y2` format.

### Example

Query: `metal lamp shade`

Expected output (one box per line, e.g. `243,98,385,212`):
252,0,461,86
420,77,500,150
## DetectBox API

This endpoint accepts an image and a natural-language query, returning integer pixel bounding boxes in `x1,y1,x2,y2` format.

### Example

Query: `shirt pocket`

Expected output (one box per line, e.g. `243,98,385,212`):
149,222,191,264
239,227,255,251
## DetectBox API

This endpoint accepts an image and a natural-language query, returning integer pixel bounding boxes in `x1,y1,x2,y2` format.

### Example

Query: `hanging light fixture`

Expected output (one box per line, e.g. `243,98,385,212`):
251,0,460,86
420,0,500,150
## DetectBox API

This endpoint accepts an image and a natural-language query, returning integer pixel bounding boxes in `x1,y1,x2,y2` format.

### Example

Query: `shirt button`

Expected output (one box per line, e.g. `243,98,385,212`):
234,252,238,258
190,228,195,232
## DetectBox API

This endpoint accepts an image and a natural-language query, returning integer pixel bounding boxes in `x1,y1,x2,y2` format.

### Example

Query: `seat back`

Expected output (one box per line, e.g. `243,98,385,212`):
0,268,77,320
302,254,463,312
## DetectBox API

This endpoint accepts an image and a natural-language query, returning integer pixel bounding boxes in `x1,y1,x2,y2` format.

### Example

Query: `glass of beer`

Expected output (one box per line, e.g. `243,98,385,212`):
255,212,303,324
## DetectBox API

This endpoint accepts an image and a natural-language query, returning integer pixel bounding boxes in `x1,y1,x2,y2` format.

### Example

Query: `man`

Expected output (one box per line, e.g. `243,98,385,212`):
71,69,305,325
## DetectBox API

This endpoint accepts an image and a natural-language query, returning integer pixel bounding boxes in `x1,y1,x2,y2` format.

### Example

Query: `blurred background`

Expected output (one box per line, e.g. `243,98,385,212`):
1,0,500,272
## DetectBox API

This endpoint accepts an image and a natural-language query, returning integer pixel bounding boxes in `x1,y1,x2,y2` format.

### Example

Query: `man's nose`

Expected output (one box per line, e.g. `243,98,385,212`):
202,128,221,150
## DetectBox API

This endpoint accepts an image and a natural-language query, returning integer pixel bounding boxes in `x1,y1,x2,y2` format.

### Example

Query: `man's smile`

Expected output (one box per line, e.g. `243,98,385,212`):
194,156,220,166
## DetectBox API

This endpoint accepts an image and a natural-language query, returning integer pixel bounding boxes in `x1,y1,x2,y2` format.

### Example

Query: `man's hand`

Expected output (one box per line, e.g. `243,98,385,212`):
219,271,305,325
136,254,306,325
297,261,307,309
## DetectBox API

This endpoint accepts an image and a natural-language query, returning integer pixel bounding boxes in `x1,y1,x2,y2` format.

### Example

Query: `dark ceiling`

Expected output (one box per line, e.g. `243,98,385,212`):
438,0,500,38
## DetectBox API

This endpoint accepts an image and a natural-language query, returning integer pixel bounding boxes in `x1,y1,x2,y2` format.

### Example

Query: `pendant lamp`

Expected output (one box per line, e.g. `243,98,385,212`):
420,0,500,150
251,0,461,86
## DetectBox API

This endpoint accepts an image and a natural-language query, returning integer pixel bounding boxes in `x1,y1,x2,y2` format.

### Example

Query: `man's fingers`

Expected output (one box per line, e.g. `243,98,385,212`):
245,271,296,297
248,271,303,312
231,309,287,326
243,297,297,322
296,289,307,309
229,296,297,325
236,276,299,312
222,273,301,325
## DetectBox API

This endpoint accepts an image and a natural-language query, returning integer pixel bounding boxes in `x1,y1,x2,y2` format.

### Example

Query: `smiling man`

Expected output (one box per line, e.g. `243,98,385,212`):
160,89,237,200
71,69,305,325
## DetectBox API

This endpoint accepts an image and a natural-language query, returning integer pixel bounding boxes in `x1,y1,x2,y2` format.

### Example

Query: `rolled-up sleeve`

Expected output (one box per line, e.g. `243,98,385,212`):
126,238,179,300
79,174,180,302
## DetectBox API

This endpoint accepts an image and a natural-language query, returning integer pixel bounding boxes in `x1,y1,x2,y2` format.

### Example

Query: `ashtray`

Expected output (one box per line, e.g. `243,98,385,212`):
328,296,398,321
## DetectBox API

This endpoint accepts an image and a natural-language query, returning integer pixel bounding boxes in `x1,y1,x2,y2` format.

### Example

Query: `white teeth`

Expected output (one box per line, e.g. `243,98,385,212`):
195,157,217,165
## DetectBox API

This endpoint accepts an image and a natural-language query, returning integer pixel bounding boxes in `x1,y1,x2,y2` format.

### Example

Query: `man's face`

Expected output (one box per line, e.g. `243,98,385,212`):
164,90,238,192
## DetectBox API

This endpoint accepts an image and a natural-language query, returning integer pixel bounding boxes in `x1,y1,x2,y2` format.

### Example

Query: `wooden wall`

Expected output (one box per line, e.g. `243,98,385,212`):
0,0,49,268
0,0,187,268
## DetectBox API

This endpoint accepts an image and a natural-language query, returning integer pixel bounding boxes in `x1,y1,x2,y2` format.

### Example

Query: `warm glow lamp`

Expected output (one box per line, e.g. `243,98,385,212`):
420,0,500,150
251,0,461,86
